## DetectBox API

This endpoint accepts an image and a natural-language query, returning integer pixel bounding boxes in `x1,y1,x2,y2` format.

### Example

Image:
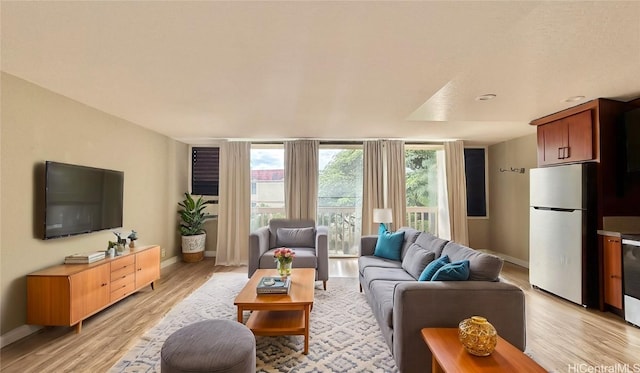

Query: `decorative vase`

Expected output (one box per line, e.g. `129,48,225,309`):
181,233,206,262
116,243,126,256
277,260,292,280
129,240,135,249
107,247,115,258
458,316,497,356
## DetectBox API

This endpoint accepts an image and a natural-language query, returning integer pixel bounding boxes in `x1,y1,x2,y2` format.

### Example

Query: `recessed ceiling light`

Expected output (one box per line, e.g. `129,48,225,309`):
475,94,496,101
565,95,585,102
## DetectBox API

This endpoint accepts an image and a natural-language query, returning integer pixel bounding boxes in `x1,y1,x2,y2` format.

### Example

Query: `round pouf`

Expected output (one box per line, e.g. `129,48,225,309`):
161,320,256,373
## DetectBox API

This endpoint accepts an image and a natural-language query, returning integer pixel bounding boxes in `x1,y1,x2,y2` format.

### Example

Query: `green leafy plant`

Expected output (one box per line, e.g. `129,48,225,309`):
178,193,214,236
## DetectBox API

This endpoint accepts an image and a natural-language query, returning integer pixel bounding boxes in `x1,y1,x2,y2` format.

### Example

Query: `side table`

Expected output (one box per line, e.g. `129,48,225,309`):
421,328,546,373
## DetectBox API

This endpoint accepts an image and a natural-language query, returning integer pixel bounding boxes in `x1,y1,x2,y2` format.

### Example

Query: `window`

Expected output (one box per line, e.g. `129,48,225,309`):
464,148,488,217
250,146,285,231
405,145,442,234
191,147,219,196
317,145,363,256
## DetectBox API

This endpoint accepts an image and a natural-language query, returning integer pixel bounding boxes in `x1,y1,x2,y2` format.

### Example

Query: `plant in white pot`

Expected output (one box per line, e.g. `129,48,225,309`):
178,193,214,262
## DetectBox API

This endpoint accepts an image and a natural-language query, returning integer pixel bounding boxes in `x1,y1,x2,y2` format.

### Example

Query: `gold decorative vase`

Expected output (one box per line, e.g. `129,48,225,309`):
458,316,497,356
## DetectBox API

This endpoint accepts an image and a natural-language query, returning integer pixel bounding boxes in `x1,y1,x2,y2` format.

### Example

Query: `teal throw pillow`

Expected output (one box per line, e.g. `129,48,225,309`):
419,255,450,281
431,260,470,281
373,224,404,261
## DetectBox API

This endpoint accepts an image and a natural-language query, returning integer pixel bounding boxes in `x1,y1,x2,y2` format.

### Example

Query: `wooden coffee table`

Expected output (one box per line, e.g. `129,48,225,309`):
234,268,315,354
421,328,546,373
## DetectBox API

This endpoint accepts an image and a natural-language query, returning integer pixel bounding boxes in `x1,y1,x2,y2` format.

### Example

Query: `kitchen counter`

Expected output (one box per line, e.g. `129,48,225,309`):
622,234,640,246
597,230,640,237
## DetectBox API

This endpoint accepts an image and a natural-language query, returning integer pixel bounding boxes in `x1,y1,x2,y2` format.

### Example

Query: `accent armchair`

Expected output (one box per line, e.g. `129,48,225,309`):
249,219,329,290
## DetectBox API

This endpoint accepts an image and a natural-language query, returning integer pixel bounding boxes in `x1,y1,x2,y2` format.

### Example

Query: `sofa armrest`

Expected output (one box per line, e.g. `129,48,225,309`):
360,235,378,256
248,226,270,277
392,280,526,373
315,226,329,281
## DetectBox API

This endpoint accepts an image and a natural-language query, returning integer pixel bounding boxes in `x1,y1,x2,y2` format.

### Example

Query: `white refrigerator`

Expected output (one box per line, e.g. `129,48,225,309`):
529,163,598,307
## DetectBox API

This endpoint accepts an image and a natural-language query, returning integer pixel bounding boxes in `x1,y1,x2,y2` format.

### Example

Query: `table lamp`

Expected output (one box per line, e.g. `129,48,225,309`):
373,208,393,231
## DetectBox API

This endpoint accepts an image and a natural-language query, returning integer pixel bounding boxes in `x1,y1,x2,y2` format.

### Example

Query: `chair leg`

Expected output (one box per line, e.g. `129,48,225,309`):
323,280,327,290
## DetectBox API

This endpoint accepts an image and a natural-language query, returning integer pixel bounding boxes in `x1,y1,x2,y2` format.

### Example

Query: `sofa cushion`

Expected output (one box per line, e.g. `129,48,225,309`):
358,255,402,276
431,260,470,281
374,225,404,261
276,227,315,248
397,228,421,260
418,255,450,281
441,242,503,281
363,267,415,290
259,248,317,269
414,232,449,258
401,243,436,280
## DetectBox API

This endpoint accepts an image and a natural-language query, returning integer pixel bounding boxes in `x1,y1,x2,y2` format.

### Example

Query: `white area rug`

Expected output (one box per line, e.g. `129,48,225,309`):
110,272,398,372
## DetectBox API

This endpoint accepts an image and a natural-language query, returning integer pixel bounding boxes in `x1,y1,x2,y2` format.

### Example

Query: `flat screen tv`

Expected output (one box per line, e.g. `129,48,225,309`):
625,107,640,174
44,161,124,240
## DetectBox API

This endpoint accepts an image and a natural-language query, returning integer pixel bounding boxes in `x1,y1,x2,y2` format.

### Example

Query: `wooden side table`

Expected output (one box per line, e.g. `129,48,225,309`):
421,328,546,373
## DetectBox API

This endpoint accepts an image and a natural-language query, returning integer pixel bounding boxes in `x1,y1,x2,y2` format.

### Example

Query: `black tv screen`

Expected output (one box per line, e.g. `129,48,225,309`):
44,161,124,239
625,108,640,173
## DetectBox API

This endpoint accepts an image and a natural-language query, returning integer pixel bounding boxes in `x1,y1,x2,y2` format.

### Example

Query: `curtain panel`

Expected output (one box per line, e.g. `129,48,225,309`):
444,140,469,245
284,140,319,220
386,140,407,229
361,140,385,236
216,141,251,265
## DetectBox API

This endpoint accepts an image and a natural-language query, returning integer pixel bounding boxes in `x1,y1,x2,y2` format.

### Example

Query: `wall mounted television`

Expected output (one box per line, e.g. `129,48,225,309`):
625,107,640,174
43,161,124,240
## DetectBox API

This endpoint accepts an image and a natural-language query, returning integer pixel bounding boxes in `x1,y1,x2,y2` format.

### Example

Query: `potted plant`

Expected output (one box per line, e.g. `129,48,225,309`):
178,192,214,262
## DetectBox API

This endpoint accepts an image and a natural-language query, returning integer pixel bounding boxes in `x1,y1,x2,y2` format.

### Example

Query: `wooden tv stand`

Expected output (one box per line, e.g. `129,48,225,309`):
27,245,160,333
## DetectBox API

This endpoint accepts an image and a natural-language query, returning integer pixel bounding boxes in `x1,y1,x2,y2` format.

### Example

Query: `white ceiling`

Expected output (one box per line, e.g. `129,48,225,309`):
2,1,639,145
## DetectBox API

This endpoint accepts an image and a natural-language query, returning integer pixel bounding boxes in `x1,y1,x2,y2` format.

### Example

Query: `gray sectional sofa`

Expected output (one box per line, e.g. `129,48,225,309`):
359,227,526,373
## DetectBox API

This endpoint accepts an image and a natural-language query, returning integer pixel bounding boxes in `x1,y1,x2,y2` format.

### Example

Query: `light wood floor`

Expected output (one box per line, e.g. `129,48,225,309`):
2,258,639,372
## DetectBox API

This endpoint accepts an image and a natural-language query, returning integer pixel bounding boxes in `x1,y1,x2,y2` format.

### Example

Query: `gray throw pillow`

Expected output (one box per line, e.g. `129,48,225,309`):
401,243,436,280
276,227,315,248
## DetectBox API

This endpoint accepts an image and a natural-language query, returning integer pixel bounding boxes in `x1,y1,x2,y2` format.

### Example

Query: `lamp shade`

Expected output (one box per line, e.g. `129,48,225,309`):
373,208,393,224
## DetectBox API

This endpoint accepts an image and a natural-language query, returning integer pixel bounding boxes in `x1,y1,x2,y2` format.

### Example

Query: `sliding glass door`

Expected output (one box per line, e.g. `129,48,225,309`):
317,145,363,256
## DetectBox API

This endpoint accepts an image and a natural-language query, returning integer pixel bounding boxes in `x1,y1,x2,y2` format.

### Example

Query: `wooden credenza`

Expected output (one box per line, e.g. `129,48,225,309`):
27,245,160,333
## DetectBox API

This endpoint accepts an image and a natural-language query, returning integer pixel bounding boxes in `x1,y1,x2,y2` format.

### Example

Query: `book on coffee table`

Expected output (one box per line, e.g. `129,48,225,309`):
256,276,291,294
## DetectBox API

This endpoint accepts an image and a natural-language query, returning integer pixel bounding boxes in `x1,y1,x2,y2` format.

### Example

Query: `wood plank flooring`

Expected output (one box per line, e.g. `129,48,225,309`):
1,258,639,372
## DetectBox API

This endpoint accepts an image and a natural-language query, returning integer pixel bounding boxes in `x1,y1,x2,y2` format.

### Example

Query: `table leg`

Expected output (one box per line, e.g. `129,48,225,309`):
237,307,243,323
304,305,310,354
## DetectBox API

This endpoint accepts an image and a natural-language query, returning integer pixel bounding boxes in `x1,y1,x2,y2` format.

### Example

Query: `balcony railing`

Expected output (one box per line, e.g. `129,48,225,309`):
251,205,438,257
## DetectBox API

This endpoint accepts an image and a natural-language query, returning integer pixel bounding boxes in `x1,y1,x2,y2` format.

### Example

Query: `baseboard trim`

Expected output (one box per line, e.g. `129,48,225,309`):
161,256,179,268
0,324,42,349
204,250,216,258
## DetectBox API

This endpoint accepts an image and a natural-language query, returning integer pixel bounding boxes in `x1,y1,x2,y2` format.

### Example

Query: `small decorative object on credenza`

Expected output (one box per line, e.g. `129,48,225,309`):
274,247,295,280
64,251,106,264
128,230,138,248
256,276,291,294
113,231,127,255
458,316,498,356
107,241,117,257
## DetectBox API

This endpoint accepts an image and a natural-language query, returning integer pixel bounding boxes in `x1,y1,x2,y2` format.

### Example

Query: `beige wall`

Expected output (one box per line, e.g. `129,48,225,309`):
0,73,189,335
487,133,538,264
468,219,489,249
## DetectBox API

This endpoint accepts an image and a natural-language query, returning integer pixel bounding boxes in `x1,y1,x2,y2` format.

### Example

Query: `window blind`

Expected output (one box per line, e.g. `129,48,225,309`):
191,147,219,196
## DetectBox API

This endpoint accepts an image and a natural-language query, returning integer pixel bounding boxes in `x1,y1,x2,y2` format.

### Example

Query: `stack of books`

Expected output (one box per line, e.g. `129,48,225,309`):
64,251,106,264
256,276,291,294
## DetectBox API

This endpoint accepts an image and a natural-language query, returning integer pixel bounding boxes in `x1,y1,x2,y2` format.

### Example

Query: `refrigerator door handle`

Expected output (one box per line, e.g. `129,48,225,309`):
532,206,577,212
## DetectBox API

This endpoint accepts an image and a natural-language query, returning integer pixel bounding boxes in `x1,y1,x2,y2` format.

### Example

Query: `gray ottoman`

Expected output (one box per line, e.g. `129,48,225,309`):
161,319,256,373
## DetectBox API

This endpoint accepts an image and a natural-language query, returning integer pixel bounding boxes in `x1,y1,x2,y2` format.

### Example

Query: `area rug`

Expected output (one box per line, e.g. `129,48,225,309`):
110,272,398,372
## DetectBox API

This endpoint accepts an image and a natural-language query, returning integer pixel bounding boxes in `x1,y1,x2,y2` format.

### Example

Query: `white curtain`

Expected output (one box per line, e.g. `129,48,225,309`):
216,141,251,265
285,140,319,220
386,140,407,229
443,140,469,245
362,140,385,235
